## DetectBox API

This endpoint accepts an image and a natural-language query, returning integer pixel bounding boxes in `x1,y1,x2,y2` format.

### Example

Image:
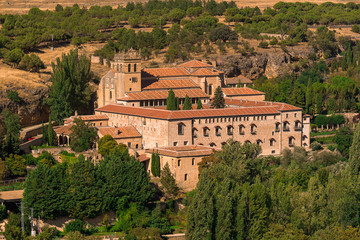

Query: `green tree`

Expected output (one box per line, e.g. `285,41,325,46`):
209,25,238,43
36,225,59,240
151,152,160,177
2,110,21,155
183,95,192,110
5,154,26,177
197,98,203,109
47,116,56,146
7,90,21,104
166,89,177,110
48,49,94,124
69,118,98,152
349,123,360,175
160,162,179,199
98,135,118,157
19,54,45,72
211,86,225,109
3,48,24,67
4,213,30,240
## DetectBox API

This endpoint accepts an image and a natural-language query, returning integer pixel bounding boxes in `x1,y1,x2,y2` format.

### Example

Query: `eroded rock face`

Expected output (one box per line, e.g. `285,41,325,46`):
0,86,50,127
218,46,314,80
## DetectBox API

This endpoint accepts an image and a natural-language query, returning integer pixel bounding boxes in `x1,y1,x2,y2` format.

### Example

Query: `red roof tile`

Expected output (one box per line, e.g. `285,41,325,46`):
64,115,109,123
146,145,220,157
142,68,189,78
95,104,280,120
190,68,222,76
98,126,141,139
142,79,199,90
138,154,150,162
177,60,213,68
54,125,73,136
225,98,302,111
119,89,209,101
222,87,265,96
226,75,253,85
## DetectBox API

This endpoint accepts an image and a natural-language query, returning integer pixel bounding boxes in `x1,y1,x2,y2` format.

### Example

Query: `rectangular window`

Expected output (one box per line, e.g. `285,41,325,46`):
178,160,181,166
128,142,131,148
184,141,188,145
173,142,178,146
184,174,188,181
192,158,195,165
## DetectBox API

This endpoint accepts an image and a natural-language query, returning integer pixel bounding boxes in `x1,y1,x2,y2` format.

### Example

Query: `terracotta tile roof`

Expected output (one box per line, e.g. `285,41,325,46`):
222,87,265,96
119,89,209,101
54,125,73,136
142,68,189,78
95,104,280,120
190,68,222,76
98,126,141,139
142,79,199,90
137,154,150,162
177,60,213,68
225,98,302,111
146,145,220,158
226,75,253,85
64,115,109,124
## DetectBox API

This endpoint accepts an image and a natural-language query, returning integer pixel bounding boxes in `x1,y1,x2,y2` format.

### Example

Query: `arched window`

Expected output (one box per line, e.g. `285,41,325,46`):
192,128,198,138
239,125,245,135
295,120,302,131
120,64,123,72
256,139,263,145
289,136,295,147
215,126,222,136
178,123,185,135
134,63,137,72
283,121,290,131
210,142,216,147
203,127,210,137
128,64,131,72
270,138,276,147
227,125,233,135
245,140,251,144
209,84,213,95
251,124,257,135
275,122,280,132
221,142,227,146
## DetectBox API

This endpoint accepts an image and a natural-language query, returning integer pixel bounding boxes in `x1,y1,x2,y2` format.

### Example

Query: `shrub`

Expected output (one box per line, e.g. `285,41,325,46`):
258,41,269,48
352,24,360,33
328,145,336,151
310,141,323,151
64,219,85,233
0,205,7,220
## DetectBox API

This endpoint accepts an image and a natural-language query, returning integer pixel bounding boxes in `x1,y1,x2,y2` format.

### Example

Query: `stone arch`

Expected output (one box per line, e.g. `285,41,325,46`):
209,142,216,147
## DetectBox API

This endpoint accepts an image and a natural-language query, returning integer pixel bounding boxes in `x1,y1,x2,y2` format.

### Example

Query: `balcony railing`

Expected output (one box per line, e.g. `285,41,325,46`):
283,127,290,132
289,144,295,147
227,131,233,136
239,132,245,135
251,131,257,135
275,128,280,132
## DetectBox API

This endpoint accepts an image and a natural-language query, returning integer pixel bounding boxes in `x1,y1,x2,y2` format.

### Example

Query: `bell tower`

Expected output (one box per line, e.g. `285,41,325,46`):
111,49,142,100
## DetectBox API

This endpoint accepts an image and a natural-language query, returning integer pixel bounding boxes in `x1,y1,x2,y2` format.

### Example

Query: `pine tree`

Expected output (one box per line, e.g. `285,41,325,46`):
211,86,225,109
197,99,203,109
166,89,177,110
160,162,179,199
151,152,160,177
183,95,192,110
2,110,21,155
42,124,48,145
305,81,313,114
349,122,360,175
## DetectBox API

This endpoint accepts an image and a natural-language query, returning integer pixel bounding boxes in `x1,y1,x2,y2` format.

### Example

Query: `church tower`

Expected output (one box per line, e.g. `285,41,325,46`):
111,49,142,100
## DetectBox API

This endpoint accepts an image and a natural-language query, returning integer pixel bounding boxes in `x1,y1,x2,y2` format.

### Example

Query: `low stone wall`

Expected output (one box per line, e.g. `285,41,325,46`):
31,147,102,162
163,233,186,240
20,135,43,154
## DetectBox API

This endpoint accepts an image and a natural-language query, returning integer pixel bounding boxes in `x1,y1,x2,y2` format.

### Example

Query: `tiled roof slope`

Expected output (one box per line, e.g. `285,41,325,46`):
95,104,280,120
146,145,220,157
225,98,302,111
119,89,209,101
226,75,253,85
222,87,265,96
142,68,189,78
190,68,222,76
142,79,199,90
177,60,213,68
98,126,141,139
54,125,72,135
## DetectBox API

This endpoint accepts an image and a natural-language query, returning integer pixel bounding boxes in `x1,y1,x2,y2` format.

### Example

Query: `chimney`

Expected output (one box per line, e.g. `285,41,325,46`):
75,111,78,116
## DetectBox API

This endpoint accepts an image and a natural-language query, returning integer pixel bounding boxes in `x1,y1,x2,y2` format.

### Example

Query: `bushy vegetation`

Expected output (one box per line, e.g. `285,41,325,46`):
187,138,360,239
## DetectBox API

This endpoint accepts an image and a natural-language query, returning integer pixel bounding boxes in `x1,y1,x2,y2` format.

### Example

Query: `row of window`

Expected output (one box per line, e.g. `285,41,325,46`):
200,115,273,124
114,63,137,72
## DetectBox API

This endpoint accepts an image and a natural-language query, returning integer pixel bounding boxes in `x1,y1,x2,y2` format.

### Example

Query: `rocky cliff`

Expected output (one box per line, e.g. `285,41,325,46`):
218,45,314,79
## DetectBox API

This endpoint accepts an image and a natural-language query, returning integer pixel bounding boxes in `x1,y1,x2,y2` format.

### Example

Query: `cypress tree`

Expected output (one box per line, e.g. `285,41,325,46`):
197,99,203,109
349,123,360,175
160,162,179,199
47,116,56,146
166,89,177,110
151,152,160,177
183,95,192,110
305,81,313,114
42,124,48,145
175,97,180,110
211,87,225,109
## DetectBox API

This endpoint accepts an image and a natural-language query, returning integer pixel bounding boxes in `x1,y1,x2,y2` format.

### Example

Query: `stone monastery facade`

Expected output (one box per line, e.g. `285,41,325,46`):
56,50,310,190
